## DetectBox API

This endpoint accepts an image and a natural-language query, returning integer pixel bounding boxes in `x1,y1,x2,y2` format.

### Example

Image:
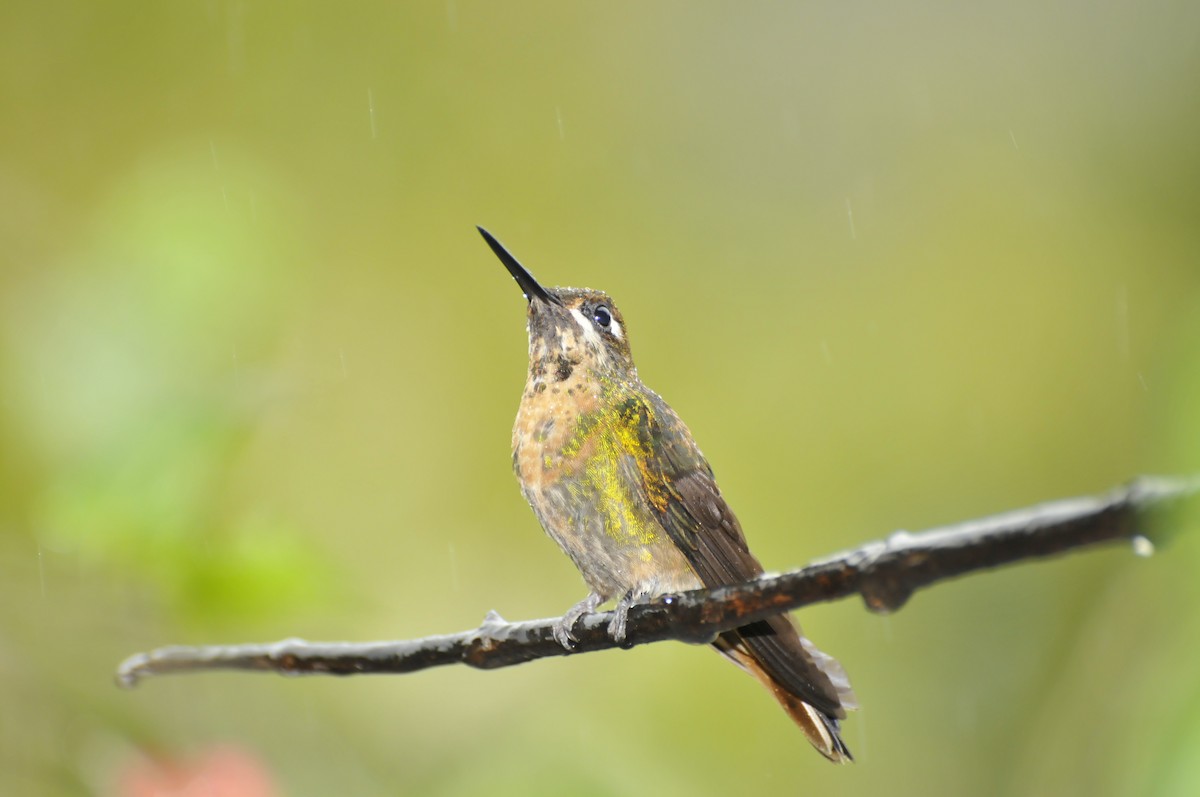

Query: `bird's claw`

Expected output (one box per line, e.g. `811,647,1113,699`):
553,592,603,650
606,590,638,645
552,617,579,649
606,611,627,643
553,591,641,648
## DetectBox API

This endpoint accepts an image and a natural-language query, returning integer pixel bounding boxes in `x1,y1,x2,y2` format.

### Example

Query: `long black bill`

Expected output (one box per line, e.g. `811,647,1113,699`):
477,226,559,305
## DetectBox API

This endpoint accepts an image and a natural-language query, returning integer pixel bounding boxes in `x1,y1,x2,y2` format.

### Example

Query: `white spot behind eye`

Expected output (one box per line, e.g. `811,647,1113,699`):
569,308,603,347
610,320,623,340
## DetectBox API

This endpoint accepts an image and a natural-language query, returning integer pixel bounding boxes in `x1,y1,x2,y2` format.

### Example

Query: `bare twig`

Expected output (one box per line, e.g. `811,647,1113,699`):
116,475,1199,688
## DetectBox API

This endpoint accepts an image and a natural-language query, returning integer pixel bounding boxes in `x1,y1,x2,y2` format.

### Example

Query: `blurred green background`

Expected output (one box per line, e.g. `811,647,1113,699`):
2,2,1199,795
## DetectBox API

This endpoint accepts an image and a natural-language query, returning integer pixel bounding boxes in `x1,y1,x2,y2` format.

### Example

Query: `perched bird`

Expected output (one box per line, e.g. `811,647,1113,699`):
479,227,857,761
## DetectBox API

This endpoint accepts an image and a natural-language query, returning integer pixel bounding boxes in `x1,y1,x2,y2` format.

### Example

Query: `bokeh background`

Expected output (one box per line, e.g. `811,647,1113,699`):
3,2,1199,795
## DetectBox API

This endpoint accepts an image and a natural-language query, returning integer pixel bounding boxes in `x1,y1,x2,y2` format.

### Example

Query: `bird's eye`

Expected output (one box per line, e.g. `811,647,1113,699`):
593,305,612,329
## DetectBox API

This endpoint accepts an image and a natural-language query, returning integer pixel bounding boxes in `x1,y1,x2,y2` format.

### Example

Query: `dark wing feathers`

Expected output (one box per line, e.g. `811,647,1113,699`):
632,392,847,719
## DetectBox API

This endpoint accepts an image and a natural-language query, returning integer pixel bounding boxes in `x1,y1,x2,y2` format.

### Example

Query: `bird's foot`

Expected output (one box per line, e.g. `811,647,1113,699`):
606,590,640,644
553,592,603,649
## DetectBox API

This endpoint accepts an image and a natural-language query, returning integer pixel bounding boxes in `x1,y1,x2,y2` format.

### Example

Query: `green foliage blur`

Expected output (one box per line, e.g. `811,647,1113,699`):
2,2,1198,795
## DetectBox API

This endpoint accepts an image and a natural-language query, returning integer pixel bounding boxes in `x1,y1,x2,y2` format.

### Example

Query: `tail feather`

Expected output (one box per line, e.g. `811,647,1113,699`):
716,631,855,763
772,683,854,763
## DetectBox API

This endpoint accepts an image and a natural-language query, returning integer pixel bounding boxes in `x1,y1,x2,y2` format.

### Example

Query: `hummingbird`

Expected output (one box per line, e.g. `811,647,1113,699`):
478,227,857,762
